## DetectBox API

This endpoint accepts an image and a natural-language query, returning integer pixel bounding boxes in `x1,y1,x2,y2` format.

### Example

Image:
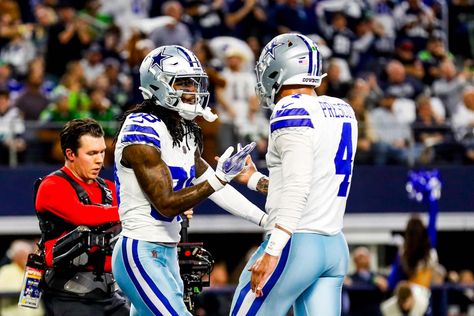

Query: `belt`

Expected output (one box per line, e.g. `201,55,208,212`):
45,270,117,296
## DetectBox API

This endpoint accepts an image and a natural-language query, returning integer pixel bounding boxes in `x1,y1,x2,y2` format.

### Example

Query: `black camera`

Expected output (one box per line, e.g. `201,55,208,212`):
178,242,214,312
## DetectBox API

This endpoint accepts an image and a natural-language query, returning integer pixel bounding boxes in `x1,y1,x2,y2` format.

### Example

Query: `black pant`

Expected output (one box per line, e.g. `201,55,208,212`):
43,291,130,316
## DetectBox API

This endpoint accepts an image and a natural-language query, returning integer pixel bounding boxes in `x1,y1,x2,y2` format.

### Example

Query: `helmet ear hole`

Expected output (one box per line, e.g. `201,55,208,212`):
269,71,278,79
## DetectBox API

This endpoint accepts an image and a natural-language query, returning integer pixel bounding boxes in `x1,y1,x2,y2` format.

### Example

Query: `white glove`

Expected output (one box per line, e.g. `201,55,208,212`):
215,142,256,183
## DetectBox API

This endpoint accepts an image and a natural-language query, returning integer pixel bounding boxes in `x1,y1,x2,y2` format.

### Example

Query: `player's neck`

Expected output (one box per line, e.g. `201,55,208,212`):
275,86,316,103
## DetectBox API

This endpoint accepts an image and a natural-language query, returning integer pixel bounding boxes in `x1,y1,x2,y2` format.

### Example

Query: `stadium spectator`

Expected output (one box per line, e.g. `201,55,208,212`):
225,0,268,42
0,239,43,316
149,1,193,49
345,246,388,316
79,43,105,86
0,88,26,165
184,0,228,39
14,58,50,121
393,39,425,80
215,47,258,152
35,118,130,315
418,35,453,85
348,88,376,164
411,95,463,164
44,0,94,81
369,91,412,165
381,59,424,101
381,280,429,316
432,58,472,119
452,87,474,163
387,215,438,316
316,59,352,99
87,87,118,166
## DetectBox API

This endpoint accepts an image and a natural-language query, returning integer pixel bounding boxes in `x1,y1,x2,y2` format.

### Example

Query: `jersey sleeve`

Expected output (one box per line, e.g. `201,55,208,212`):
269,95,315,136
272,129,314,233
118,113,162,149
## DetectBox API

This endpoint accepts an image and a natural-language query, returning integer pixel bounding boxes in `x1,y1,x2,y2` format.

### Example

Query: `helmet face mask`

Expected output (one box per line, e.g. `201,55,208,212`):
139,45,210,120
255,33,326,109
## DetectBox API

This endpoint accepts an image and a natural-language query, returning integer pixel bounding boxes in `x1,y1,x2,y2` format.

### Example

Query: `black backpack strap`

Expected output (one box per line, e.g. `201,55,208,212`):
52,170,91,205
96,177,113,206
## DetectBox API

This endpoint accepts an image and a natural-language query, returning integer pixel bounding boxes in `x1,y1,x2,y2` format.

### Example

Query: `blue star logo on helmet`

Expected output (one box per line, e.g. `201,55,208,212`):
263,41,284,60
151,51,172,70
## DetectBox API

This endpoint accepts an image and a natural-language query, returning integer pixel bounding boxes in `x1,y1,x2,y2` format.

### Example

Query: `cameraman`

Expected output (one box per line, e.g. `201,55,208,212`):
35,118,129,315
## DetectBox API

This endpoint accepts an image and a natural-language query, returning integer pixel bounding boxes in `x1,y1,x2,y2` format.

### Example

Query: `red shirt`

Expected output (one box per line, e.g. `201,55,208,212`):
35,166,119,272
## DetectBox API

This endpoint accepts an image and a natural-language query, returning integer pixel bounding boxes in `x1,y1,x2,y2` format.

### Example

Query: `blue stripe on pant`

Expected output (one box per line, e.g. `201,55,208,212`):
230,232,349,316
112,236,192,316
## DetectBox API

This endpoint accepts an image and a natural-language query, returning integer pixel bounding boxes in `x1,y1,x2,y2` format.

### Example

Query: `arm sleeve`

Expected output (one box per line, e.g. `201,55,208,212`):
272,128,314,233
193,167,267,226
36,176,120,226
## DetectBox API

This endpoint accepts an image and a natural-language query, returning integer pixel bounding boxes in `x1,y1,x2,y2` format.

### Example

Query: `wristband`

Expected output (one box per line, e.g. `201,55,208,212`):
247,171,265,191
259,214,268,227
207,173,225,192
265,227,291,257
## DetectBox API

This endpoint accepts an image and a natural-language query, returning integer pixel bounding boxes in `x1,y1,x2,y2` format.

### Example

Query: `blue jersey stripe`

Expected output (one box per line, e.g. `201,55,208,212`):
296,34,313,75
122,238,163,315
114,165,120,206
231,282,252,316
121,134,161,148
233,242,291,316
270,118,314,132
274,108,310,119
247,242,291,315
123,124,160,138
131,239,179,316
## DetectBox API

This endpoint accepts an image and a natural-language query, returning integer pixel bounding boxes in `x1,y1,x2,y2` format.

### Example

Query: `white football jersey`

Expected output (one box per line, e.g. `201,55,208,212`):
265,93,358,235
114,112,197,243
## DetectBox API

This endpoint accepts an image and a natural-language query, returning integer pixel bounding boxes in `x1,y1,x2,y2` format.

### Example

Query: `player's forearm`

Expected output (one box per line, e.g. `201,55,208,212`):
208,184,267,226
149,178,217,218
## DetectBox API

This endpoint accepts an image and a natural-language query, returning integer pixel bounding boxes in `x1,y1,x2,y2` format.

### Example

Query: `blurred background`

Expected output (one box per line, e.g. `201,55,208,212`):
0,0,473,315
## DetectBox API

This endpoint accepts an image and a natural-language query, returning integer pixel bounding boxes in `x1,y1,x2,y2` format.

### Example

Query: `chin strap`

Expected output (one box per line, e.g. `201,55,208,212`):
202,107,218,122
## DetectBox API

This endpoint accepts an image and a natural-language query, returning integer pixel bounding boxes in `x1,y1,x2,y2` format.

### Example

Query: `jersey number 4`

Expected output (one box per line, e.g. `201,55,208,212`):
334,122,353,197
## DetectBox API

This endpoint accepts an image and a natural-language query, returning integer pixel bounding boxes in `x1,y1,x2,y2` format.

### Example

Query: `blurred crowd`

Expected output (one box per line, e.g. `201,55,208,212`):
1,0,474,167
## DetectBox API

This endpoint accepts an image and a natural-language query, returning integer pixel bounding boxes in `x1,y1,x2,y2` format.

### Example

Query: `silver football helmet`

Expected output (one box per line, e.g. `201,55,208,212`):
255,33,327,109
139,45,216,121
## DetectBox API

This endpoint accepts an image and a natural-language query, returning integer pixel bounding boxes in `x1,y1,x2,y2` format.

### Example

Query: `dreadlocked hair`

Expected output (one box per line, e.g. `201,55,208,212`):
114,100,203,151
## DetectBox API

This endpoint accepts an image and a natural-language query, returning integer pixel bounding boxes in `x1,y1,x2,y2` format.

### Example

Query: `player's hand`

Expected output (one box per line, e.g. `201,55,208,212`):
183,209,193,219
215,142,256,183
234,155,258,185
249,253,279,297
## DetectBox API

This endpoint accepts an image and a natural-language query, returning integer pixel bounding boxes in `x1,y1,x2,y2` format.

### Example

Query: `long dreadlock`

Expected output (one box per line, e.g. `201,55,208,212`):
114,100,203,151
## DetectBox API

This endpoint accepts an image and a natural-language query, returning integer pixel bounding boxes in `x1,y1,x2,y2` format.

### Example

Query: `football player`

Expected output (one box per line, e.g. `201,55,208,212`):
230,33,358,316
111,45,267,315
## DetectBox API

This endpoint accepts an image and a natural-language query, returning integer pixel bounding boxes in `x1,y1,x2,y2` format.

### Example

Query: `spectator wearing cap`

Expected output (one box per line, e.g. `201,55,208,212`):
79,43,105,86
418,35,454,86
38,86,87,163
394,39,425,80
215,47,261,154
